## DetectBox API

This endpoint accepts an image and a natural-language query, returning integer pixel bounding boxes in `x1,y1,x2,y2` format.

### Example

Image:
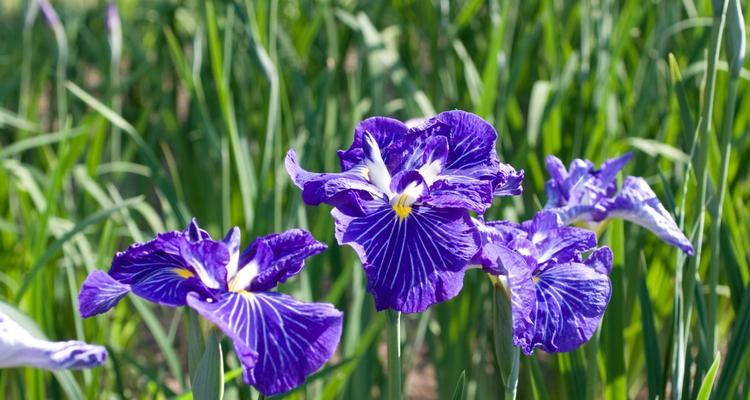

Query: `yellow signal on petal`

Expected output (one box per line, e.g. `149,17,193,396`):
392,194,412,222
173,268,194,279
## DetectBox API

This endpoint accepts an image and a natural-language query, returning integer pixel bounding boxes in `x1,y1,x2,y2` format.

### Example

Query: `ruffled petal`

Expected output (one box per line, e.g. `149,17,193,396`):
525,212,597,266
422,175,493,213
232,229,327,292
186,292,342,396
607,177,694,255
526,261,611,354
493,163,525,197
338,117,410,171
333,202,478,313
285,150,382,216
427,110,499,171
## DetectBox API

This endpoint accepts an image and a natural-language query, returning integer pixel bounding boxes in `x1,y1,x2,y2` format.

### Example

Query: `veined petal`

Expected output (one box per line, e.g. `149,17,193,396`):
78,270,131,318
186,292,342,396
423,175,493,213
479,244,536,351
333,202,478,313
525,211,596,266
338,117,410,171
607,177,694,255
285,150,382,216
425,110,499,171
597,152,632,185
106,231,222,308
231,229,327,292
527,261,611,354
493,163,524,197
0,310,106,370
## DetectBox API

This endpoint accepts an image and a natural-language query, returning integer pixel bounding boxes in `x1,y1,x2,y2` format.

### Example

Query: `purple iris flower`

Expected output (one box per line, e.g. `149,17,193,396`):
78,220,343,396
474,211,612,354
286,110,523,313
545,153,694,255
0,309,106,370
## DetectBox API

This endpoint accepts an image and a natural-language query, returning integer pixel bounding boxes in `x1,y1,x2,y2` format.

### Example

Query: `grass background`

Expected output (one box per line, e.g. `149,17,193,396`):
0,0,748,399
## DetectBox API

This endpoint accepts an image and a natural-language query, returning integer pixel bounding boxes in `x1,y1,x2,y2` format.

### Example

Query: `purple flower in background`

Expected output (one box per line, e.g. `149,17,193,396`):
0,309,106,370
78,219,342,396
286,110,523,313
545,152,694,255
474,211,612,354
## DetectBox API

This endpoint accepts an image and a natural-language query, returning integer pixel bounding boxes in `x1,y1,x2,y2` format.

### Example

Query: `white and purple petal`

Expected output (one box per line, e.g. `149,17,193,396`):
79,225,230,317
286,150,382,216
524,261,611,354
234,229,327,292
0,310,107,370
524,211,597,267
607,177,694,255
186,292,342,396
333,202,479,313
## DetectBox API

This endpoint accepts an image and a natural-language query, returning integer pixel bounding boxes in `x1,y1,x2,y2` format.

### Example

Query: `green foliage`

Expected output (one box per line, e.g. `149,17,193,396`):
0,0,748,398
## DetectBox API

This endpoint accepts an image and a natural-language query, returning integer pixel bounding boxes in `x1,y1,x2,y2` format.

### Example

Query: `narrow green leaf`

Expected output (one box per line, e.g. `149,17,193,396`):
191,331,224,400
696,352,720,400
15,197,144,300
450,370,466,400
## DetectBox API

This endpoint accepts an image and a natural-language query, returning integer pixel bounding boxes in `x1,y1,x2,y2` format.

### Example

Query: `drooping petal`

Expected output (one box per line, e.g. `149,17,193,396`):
607,177,694,255
526,261,611,354
186,292,342,396
232,229,327,292
0,310,107,370
78,270,131,318
477,244,537,350
285,150,382,216
332,202,479,313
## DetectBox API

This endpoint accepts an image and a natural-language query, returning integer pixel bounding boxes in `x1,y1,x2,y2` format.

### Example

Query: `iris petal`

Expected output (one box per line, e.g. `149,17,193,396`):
78,270,130,318
286,150,382,216
186,292,342,396
233,229,327,292
528,262,611,354
607,177,694,255
80,227,228,316
0,310,107,370
333,202,478,313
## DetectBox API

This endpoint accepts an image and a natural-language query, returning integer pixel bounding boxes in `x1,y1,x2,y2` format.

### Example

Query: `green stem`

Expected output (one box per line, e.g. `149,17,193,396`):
674,1,729,398
707,74,738,356
387,310,402,400
505,347,520,400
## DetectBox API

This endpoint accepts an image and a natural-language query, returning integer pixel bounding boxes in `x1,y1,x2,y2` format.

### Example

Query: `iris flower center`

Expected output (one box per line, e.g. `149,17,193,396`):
173,268,194,279
392,194,412,221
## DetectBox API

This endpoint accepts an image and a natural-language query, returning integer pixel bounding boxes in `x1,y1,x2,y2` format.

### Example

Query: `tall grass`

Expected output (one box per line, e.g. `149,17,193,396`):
0,0,748,399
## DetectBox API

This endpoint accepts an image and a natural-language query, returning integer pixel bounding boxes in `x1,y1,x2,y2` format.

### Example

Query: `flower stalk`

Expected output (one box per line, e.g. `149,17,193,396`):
386,310,402,400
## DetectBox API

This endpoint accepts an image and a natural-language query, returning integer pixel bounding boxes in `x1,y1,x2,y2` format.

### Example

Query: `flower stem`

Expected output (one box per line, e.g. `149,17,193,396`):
386,310,402,400
505,347,520,400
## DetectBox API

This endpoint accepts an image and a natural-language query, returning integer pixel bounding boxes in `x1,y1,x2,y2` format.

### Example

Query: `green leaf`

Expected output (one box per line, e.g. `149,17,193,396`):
191,331,224,400
450,370,466,400
491,285,514,387
15,196,144,301
696,352,720,400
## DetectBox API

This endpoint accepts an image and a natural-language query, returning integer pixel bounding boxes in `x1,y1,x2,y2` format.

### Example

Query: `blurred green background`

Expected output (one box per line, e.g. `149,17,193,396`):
0,0,748,399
